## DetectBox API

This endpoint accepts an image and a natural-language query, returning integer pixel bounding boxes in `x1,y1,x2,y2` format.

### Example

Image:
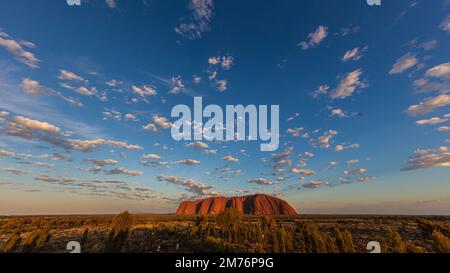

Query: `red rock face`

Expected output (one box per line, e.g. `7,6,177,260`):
176,194,297,216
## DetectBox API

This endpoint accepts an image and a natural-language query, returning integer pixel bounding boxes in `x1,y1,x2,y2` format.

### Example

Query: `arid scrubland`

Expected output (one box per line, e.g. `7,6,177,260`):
1,211,449,253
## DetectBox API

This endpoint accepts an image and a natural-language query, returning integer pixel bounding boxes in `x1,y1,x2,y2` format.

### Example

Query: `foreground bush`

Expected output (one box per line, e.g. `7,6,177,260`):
104,211,135,252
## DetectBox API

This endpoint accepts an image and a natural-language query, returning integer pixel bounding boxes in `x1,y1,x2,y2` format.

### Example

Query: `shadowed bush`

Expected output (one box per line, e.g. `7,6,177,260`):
432,231,450,253
2,231,22,253
215,209,243,243
104,211,135,253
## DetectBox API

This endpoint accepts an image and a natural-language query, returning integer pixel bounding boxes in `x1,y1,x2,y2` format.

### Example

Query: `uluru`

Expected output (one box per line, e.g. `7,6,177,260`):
176,194,298,216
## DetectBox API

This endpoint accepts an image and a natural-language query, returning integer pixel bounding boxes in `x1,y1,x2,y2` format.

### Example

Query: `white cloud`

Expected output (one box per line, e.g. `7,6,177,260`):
132,85,157,97
411,62,450,95
142,154,161,159
22,78,52,95
328,161,339,167
335,144,360,152
103,110,122,121
105,0,116,8
75,86,95,96
291,168,316,177
21,78,83,107
357,176,376,183
309,130,338,149
426,62,450,80
221,56,234,70
416,117,448,126
7,115,61,134
58,69,87,83
338,26,360,37
18,161,53,168
0,149,15,157
389,53,418,74
204,149,218,155
438,126,450,133
248,178,274,186
330,108,347,118
402,146,450,170
105,167,143,176
157,174,214,196
344,168,367,175
222,155,239,163
287,113,300,122
208,56,220,65
106,79,122,87
418,40,438,51
169,75,185,95
412,78,450,94
406,94,450,116
286,127,303,137
152,114,172,129
174,159,200,166
186,141,209,149
142,123,159,133
303,180,327,189
299,25,328,50
0,31,39,68
342,46,367,62
193,75,202,84
216,79,228,92
347,159,360,165
330,69,366,99
440,14,450,32
124,113,137,121
2,168,30,175
175,0,214,40
87,159,118,166
313,85,330,98
68,139,143,152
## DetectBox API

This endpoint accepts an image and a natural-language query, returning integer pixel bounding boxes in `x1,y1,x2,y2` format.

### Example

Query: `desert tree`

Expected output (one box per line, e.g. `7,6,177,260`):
215,209,243,243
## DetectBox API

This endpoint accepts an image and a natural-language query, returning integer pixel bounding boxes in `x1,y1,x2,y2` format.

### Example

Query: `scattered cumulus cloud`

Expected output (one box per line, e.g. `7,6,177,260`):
406,94,450,116
344,168,367,175
87,159,118,167
402,146,450,171
132,85,157,98
309,130,338,149
342,46,368,62
105,0,117,9
22,78,83,107
299,25,328,50
389,53,418,74
58,69,87,83
425,62,450,80
186,141,209,149
440,14,450,32
175,0,214,40
105,167,143,176
0,31,39,68
416,117,448,126
222,155,239,163
330,69,367,99
247,178,274,186
142,154,161,160
156,174,215,196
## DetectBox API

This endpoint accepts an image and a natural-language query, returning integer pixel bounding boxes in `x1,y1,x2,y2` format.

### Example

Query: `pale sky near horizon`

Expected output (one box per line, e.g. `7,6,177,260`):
0,0,449,215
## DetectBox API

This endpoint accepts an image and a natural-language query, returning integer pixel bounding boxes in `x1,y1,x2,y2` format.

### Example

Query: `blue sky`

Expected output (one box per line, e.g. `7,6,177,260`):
0,0,449,215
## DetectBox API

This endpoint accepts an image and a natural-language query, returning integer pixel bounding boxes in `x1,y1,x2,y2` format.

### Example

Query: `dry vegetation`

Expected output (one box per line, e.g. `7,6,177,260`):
1,212,449,253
